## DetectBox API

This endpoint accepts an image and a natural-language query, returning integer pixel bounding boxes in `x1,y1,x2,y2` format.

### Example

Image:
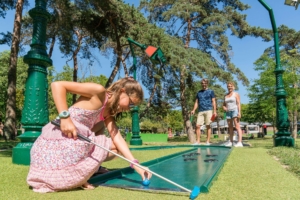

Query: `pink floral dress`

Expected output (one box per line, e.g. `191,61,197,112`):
27,102,112,193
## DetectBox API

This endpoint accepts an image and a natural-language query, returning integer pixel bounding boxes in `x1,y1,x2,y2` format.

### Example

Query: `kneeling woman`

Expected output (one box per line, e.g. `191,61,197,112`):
27,77,151,193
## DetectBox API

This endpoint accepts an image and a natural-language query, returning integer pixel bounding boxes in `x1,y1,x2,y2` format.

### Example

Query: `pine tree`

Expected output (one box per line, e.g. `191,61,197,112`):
140,0,270,138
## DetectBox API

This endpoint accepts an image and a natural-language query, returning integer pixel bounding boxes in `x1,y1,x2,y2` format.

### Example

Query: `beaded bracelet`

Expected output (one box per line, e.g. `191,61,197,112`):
130,159,139,169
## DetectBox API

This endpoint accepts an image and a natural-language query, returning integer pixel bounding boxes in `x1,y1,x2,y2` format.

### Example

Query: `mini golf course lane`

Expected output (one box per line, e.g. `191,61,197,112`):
90,146,231,193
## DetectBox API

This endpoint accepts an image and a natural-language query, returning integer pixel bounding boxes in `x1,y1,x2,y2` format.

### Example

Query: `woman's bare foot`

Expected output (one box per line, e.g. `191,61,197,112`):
81,182,95,190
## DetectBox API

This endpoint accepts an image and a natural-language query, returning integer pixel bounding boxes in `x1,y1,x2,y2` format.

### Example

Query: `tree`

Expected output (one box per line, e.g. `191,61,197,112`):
278,25,300,138
248,54,278,130
0,0,17,45
0,0,17,18
4,0,25,140
247,53,300,135
0,1,29,47
0,51,28,136
247,25,300,138
116,114,132,132
165,110,184,132
139,0,271,140
47,1,97,103
240,104,257,124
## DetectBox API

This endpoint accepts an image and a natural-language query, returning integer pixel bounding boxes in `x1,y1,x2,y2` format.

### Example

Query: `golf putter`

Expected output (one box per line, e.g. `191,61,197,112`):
51,120,200,199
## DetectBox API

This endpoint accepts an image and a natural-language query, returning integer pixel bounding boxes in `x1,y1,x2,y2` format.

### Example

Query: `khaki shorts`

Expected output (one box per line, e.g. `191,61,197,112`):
196,110,213,126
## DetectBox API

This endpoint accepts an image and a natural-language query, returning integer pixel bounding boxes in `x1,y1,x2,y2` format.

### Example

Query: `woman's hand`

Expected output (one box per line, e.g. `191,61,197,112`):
60,118,77,139
134,165,152,180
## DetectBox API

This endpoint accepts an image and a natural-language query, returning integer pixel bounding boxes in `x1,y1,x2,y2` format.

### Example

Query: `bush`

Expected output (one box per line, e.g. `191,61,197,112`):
167,136,189,142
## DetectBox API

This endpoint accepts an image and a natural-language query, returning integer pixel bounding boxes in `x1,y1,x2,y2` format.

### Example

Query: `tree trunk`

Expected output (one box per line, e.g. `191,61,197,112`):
105,38,122,88
186,119,196,143
292,110,297,138
181,17,195,143
121,56,128,77
292,84,298,138
105,51,122,88
48,36,56,58
72,31,83,104
180,67,195,143
72,54,78,104
4,0,24,140
121,52,130,77
139,80,158,119
105,18,123,88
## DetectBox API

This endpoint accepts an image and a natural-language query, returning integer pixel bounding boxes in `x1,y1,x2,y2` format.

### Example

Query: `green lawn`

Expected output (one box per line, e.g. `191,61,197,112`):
126,133,169,143
0,135,299,200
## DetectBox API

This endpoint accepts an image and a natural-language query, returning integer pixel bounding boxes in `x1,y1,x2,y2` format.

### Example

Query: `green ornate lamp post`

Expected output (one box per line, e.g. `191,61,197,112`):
12,0,52,165
258,0,294,147
127,38,166,145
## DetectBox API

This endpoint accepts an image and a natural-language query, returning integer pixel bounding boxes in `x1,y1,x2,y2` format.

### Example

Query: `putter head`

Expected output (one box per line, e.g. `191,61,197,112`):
189,186,200,200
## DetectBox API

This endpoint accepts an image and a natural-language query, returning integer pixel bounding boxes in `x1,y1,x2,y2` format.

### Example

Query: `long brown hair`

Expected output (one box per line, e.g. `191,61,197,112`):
107,77,144,117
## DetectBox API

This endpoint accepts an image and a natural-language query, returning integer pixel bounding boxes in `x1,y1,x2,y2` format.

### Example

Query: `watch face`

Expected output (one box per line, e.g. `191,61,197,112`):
59,111,70,118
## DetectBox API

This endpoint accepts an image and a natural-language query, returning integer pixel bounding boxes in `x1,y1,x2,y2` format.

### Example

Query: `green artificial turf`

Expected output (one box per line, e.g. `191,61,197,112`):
0,136,300,200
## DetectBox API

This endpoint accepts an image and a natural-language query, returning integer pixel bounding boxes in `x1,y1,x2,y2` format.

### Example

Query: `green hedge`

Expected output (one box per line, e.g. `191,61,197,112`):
126,133,168,143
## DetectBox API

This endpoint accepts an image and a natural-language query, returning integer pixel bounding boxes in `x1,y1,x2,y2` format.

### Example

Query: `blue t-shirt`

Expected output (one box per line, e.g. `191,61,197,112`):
196,89,215,112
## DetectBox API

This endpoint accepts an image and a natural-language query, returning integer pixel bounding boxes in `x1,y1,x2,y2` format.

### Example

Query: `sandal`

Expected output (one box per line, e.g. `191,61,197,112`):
93,166,110,176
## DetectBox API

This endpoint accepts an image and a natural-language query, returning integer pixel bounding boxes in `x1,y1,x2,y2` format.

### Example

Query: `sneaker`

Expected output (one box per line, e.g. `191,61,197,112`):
205,142,211,145
192,142,199,145
224,141,233,147
234,142,243,147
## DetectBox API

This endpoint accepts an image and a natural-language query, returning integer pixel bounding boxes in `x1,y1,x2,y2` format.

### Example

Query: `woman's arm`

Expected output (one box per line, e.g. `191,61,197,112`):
236,93,241,118
212,97,217,116
104,117,135,160
51,81,106,138
191,99,198,115
51,81,105,111
104,117,152,180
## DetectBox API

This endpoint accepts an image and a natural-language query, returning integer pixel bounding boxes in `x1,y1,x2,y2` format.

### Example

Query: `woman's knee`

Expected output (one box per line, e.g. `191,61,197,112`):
104,151,118,162
104,142,119,161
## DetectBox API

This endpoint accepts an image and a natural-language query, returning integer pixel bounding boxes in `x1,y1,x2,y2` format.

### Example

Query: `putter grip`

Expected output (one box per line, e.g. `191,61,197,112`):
77,134,91,142
51,120,91,142
51,120,60,127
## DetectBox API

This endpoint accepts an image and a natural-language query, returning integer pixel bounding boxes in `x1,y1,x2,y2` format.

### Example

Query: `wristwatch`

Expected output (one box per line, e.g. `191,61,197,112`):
58,110,70,119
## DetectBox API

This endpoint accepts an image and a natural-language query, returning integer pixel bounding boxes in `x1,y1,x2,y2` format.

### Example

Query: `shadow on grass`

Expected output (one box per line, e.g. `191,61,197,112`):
0,150,12,157
0,140,18,157
242,134,274,149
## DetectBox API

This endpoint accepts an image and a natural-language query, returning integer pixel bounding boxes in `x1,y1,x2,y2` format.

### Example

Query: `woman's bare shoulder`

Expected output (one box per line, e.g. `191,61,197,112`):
234,92,240,97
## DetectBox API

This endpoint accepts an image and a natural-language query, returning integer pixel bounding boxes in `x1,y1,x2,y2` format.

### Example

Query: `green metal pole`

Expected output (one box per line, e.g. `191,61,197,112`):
128,40,142,145
258,0,294,147
12,0,53,165
127,38,147,50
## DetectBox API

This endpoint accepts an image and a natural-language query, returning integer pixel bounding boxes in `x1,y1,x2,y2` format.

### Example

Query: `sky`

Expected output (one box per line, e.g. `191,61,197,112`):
0,0,299,104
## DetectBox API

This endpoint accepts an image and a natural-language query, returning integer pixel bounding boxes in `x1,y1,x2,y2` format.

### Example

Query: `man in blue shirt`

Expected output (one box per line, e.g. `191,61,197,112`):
191,79,217,145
